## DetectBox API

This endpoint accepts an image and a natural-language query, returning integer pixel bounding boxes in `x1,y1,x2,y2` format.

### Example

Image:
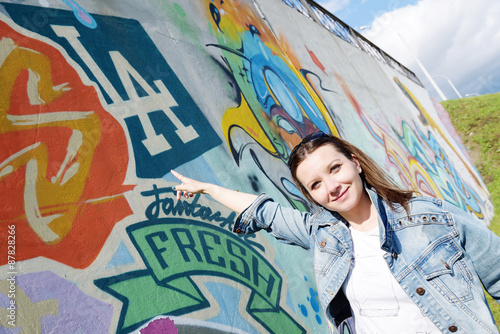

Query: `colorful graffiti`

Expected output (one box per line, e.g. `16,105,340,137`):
0,18,132,268
203,0,343,211
0,271,113,332
2,2,222,178
207,0,339,155
62,0,98,29
95,185,305,334
337,74,488,219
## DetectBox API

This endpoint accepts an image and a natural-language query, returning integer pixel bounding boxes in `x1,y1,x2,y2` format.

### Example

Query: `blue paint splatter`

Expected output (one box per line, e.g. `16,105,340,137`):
309,287,320,312
296,276,324,325
304,277,322,325
298,304,308,317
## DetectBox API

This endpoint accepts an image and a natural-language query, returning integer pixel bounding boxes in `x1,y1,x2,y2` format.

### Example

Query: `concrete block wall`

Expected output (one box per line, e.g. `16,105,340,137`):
0,0,492,333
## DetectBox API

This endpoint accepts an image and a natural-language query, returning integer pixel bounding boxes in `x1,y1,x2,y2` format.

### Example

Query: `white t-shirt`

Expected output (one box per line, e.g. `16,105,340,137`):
342,226,440,334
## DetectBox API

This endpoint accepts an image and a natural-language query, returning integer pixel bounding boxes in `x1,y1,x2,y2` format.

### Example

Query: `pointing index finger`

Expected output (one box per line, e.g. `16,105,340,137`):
170,170,183,182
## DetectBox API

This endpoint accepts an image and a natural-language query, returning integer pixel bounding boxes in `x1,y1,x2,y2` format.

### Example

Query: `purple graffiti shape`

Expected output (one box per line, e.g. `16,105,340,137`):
0,271,113,333
140,317,179,334
62,0,97,28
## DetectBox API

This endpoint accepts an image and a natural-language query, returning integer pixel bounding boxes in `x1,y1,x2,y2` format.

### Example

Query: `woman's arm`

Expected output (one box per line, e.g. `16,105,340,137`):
446,201,500,302
172,170,313,248
171,170,258,214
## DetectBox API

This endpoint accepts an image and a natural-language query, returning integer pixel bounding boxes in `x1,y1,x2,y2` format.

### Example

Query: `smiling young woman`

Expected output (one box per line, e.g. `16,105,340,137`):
294,143,373,230
172,132,500,334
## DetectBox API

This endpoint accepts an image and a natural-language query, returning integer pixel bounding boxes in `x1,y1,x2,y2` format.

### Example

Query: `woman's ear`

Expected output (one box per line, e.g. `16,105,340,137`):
351,155,362,174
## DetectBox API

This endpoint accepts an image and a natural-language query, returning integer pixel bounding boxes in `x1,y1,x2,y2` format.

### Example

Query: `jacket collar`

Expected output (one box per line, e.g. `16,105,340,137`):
366,187,392,252
311,185,394,252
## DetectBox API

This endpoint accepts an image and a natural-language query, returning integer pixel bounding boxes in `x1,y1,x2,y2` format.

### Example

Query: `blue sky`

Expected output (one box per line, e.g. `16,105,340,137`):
317,0,419,31
315,0,500,100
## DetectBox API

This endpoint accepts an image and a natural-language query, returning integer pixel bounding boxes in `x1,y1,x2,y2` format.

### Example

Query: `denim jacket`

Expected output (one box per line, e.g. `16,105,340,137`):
233,187,500,333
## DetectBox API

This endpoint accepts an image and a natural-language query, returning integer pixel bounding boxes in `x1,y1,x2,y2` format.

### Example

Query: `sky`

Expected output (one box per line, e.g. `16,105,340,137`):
316,0,500,101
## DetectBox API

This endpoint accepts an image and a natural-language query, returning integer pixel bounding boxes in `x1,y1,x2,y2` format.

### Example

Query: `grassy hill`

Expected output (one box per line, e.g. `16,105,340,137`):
441,92,500,323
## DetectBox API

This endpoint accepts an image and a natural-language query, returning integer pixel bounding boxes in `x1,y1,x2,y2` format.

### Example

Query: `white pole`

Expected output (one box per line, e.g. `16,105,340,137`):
392,30,448,101
434,75,463,99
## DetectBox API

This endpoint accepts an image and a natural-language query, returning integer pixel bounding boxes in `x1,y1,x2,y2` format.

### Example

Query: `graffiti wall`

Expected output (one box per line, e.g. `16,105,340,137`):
0,0,493,333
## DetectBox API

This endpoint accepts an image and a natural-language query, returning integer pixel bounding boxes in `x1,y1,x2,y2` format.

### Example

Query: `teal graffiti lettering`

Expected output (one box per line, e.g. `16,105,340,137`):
96,219,305,334
198,230,226,268
142,184,167,219
145,231,169,270
131,221,280,300
253,255,276,298
227,239,250,280
171,228,203,263
143,185,219,220
141,185,264,253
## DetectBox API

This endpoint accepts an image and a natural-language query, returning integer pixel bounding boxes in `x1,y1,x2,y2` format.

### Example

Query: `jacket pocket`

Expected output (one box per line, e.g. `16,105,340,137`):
417,238,473,303
313,229,345,275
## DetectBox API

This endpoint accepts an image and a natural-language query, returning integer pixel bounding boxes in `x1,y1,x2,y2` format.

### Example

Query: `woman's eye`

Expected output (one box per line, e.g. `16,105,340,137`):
331,164,341,172
311,182,320,190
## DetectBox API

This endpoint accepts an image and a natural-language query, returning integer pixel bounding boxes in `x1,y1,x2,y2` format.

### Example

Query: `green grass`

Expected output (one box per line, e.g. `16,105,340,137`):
441,92,500,324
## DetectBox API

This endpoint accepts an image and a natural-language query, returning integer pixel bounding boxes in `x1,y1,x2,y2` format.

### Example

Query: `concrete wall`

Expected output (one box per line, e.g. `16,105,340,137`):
0,0,492,333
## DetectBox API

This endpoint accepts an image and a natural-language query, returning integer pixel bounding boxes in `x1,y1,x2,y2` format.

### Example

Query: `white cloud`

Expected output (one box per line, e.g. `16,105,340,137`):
361,0,500,99
316,0,351,14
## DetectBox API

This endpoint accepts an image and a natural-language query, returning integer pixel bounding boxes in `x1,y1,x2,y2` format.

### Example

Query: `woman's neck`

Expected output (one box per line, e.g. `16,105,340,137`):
341,191,378,232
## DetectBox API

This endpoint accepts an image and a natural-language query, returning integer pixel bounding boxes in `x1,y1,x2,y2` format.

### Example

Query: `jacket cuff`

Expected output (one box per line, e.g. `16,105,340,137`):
233,194,271,234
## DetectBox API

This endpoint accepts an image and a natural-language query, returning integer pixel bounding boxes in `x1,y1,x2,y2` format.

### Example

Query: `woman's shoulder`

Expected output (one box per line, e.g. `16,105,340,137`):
390,195,447,218
407,195,444,206
310,206,344,225
406,195,470,216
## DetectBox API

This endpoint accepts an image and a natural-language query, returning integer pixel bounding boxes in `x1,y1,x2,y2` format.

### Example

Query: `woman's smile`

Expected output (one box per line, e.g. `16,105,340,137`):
332,187,349,201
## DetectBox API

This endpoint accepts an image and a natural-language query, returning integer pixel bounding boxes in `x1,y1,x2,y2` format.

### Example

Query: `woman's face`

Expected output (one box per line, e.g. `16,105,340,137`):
296,144,367,215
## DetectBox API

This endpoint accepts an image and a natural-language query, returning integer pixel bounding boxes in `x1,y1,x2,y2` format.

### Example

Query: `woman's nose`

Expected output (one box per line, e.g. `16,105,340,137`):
325,177,340,195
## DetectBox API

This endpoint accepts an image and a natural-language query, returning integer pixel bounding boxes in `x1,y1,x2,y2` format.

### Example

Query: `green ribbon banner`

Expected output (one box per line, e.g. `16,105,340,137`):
95,218,306,333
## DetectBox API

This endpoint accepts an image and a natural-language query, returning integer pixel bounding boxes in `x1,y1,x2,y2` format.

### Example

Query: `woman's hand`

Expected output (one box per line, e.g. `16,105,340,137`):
171,170,207,200
170,170,258,213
